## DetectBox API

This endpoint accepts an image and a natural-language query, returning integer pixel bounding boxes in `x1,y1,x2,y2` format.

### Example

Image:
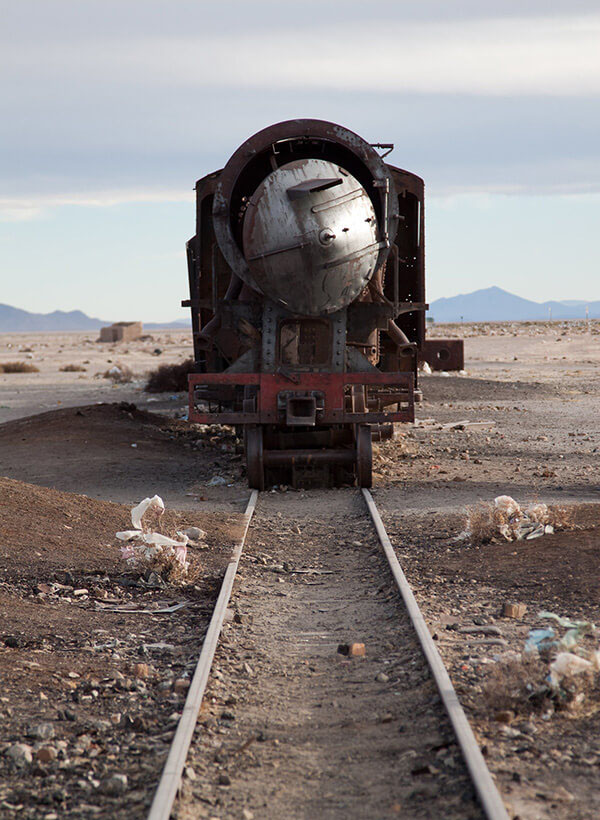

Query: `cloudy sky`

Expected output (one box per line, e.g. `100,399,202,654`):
1,0,599,321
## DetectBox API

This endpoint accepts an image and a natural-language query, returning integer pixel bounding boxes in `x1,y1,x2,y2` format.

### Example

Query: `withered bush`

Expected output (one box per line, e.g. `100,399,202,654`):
145,358,194,393
103,363,133,383
60,364,87,372
482,654,550,716
466,500,575,545
0,361,39,373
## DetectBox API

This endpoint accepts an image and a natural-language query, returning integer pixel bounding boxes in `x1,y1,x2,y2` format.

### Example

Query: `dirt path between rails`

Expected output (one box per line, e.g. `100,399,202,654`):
176,491,484,820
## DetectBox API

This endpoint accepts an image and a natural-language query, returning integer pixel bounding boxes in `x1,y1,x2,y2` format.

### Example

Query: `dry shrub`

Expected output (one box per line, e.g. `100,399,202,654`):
546,505,574,530
103,363,133,383
466,500,575,545
145,358,194,393
146,548,201,585
0,361,39,373
466,503,503,544
483,654,550,716
60,364,87,372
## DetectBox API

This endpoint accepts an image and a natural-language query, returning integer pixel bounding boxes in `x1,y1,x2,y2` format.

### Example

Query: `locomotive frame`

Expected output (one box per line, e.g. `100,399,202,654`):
182,119,428,489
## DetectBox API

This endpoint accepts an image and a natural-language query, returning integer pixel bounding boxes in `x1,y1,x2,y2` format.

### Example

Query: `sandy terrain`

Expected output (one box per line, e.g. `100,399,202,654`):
0,321,599,818
0,330,192,424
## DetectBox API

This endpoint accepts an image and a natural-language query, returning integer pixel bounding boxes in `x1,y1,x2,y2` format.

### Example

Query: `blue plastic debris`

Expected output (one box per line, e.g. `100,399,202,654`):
524,628,556,653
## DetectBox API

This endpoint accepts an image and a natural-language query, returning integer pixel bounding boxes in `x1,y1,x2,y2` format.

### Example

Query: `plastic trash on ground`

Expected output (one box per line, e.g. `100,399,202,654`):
548,652,594,687
467,496,561,544
116,494,195,579
131,494,165,530
524,628,556,653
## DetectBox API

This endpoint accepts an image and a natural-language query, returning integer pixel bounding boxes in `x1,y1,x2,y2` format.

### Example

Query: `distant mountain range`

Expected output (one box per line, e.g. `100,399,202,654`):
0,303,189,333
2,287,599,331
429,287,600,323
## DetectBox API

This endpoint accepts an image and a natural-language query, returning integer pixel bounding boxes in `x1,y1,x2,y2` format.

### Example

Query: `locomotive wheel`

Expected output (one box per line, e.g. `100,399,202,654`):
245,426,265,490
355,424,373,488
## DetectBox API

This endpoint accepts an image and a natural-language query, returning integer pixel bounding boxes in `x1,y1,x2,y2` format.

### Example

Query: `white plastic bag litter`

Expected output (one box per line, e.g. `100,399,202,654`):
116,530,143,541
117,495,191,575
494,495,521,518
142,532,189,548
549,652,593,686
131,495,164,530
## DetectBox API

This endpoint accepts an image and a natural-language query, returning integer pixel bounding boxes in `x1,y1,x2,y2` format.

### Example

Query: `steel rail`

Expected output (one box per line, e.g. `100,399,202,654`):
147,490,259,820
362,488,509,820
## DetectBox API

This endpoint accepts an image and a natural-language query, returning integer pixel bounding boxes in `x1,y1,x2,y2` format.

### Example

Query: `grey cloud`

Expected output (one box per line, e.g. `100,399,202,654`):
1,89,599,202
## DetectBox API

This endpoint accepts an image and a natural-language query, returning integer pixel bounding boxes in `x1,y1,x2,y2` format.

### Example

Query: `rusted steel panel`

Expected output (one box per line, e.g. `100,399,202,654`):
188,372,414,425
420,339,465,371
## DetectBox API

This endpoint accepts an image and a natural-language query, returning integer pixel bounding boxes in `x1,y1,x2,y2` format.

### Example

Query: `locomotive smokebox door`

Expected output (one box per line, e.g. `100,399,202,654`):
242,158,380,316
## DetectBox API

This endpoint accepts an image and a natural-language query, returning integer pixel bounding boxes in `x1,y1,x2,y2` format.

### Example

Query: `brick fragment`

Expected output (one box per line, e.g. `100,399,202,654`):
502,602,527,619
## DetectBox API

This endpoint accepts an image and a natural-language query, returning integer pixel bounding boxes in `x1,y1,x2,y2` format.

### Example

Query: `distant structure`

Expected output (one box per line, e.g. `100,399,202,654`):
99,321,143,343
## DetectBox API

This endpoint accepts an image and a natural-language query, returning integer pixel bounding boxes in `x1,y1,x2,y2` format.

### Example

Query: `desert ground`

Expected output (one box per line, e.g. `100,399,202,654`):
0,321,599,819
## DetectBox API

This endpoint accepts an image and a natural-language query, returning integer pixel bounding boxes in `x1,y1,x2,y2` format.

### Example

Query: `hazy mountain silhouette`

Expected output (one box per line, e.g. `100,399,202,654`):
429,286,600,322
0,303,189,332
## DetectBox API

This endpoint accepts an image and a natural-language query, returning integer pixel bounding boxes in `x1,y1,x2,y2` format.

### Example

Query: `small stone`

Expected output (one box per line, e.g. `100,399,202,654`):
185,766,196,780
133,663,149,680
338,642,366,657
218,773,231,786
494,710,514,725
243,810,254,820
221,710,235,721
110,713,122,726
243,662,254,676
28,722,55,741
36,746,58,763
502,602,527,619
73,589,88,596
181,526,206,542
223,608,235,624
6,743,33,767
375,672,389,683
174,678,190,694
103,773,128,795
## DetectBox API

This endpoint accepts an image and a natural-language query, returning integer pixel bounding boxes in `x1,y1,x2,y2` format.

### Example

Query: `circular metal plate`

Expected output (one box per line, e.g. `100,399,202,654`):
242,159,378,315
212,119,398,301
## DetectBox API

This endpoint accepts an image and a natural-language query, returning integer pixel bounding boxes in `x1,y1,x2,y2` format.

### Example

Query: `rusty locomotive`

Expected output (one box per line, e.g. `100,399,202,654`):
183,119,432,489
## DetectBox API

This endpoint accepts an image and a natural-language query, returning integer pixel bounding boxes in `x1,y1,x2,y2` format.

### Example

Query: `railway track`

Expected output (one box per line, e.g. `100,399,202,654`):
148,489,508,820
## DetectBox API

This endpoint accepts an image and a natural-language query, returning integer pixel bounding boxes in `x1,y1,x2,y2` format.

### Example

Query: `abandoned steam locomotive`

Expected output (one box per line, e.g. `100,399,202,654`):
183,119,428,489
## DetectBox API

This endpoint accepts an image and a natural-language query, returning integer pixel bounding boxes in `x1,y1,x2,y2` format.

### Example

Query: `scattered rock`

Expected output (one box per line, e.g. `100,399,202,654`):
174,678,190,695
36,745,58,763
181,526,206,542
337,642,366,657
375,672,390,683
218,773,231,786
28,722,55,741
494,711,514,725
502,602,527,619
103,773,128,795
6,743,33,767
133,662,150,680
